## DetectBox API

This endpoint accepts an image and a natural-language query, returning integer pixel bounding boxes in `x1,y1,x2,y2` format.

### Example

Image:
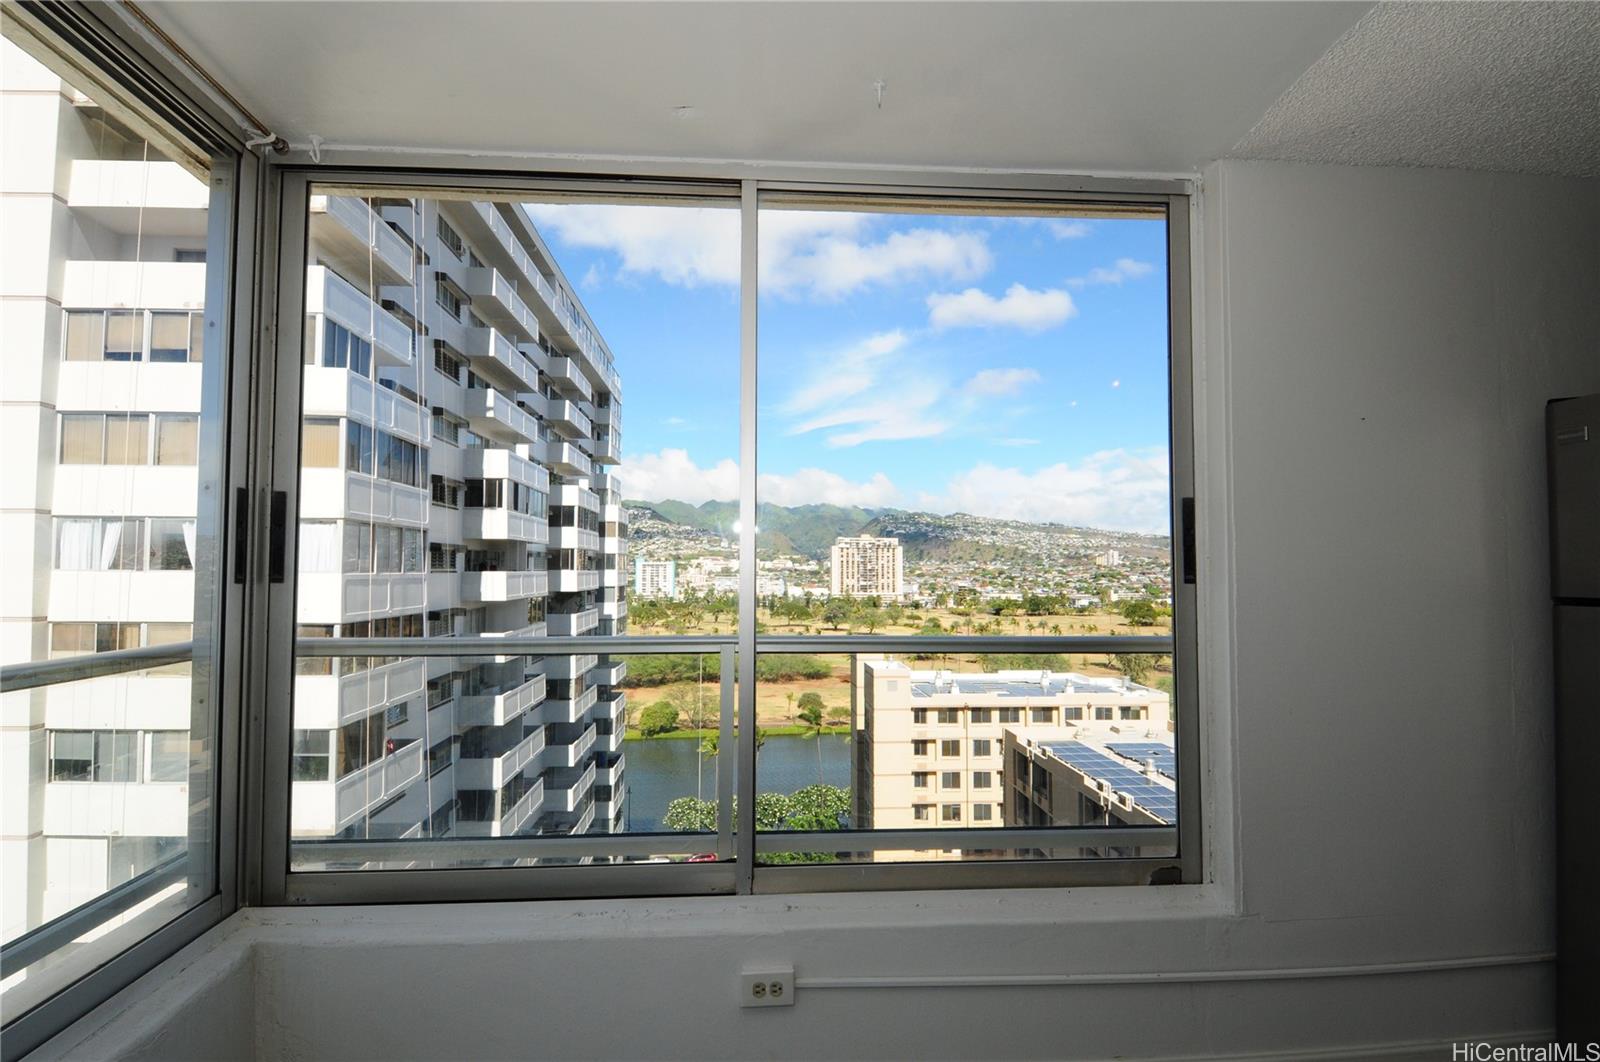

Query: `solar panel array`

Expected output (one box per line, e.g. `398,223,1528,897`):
907,677,1129,698
1039,741,1177,823
1106,742,1177,781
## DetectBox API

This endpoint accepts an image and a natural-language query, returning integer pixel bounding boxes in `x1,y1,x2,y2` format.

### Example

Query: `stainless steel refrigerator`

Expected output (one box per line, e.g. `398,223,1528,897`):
1549,392,1598,1038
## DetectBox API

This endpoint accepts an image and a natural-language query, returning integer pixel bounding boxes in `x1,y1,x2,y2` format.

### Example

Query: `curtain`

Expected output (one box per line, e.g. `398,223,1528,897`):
97,520,123,571
57,519,97,569
182,520,197,567
298,521,338,572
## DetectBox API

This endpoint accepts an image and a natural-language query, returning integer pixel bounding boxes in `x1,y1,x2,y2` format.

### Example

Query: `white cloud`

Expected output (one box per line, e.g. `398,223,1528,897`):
927,283,1077,332
522,204,991,299
994,437,1040,447
966,367,1042,397
1048,220,1092,239
618,448,900,508
1067,257,1155,288
782,330,908,414
919,448,1172,533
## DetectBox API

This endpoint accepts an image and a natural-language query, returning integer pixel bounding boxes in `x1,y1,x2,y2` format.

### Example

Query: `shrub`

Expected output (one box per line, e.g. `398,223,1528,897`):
638,701,680,737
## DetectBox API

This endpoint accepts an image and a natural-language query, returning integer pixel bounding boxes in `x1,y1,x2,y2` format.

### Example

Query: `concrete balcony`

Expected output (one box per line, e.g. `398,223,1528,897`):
596,781,626,817
551,525,600,552
462,570,548,603
456,727,544,791
545,399,593,440
67,159,207,215
302,366,425,443
43,673,193,732
443,201,541,301
305,265,413,366
299,466,428,527
594,754,626,787
61,260,204,312
569,802,596,836
550,570,600,594
545,356,594,402
462,507,549,545
309,194,413,286
595,691,627,727
499,778,544,835
43,781,187,838
600,568,624,589
544,760,597,813
458,672,546,728
592,660,628,686
543,654,598,680
462,446,550,492
590,431,622,466
595,724,625,755
535,684,597,725
293,656,427,731
545,440,592,477
463,267,538,341
463,387,538,445
474,622,548,664
47,571,193,625
590,402,616,426
297,572,428,624
555,485,601,512
291,737,425,836
462,327,540,393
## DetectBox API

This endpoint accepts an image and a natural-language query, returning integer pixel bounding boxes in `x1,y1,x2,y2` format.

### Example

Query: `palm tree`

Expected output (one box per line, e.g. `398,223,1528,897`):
797,692,827,783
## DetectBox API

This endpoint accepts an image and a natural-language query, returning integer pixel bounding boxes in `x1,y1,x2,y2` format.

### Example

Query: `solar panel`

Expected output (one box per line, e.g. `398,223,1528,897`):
1107,742,1177,780
1039,741,1178,823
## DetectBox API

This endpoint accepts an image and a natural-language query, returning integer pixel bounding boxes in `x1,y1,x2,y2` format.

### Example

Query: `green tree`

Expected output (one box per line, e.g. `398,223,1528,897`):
797,693,827,782
639,700,679,737
1109,653,1157,685
1119,599,1159,626
821,597,852,631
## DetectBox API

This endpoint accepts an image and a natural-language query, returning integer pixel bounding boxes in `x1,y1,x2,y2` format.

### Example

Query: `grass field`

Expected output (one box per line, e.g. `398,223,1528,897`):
619,608,1174,728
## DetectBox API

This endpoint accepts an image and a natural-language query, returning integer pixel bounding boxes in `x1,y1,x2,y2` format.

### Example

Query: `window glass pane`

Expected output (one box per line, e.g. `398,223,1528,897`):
189,312,205,362
155,414,199,465
149,312,190,361
1,32,224,1022
63,311,104,361
60,414,102,464
104,311,142,361
291,187,733,870
103,413,150,465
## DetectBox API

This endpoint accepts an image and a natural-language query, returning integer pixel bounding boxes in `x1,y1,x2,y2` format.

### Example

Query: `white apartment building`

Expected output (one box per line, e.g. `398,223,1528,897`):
0,40,628,938
632,558,677,599
852,660,1171,855
829,534,905,600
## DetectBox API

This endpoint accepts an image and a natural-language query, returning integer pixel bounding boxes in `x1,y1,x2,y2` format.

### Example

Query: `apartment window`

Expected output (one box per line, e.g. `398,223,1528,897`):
431,409,461,444
912,772,931,789
320,319,373,377
1064,706,1083,721
292,731,332,782
941,804,962,823
435,276,463,319
428,737,454,777
428,542,460,573
105,413,151,464
104,311,142,361
343,521,374,573
1030,708,1054,724
344,421,375,474
56,518,144,571
154,414,199,465
149,312,203,362
1095,706,1114,721
912,805,931,822
998,708,1021,724
972,771,993,789
1121,706,1141,720
940,771,961,789
427,676,456,707
911,707,928,725
970,708,992,724
430,475,461,508
173,248,206,263
436,215,465,258
940,740,961,757
938,708,959,725
432,346,463,384
973,804,993,823
62,311,105,361
385,702,410,728
47,732,94,781
972,739,992,758
303,418,342,468
912,740,932,757
147,519,196,571
298,521,340,573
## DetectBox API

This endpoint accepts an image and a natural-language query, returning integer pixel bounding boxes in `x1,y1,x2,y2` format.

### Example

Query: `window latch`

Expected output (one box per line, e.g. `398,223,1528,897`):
267,490,288,584
1181,496,1197,586
232,487,249,585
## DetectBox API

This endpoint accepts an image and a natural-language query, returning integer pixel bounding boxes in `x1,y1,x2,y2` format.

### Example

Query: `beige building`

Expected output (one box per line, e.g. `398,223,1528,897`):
853,660,1171,853
829,535,904,599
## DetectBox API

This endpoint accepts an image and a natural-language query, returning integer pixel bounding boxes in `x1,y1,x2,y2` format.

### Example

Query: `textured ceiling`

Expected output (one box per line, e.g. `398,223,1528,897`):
1232,2,1600,178
136,1,1368,174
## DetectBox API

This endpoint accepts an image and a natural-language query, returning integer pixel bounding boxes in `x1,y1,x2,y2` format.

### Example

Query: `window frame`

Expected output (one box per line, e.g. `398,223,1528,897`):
256,168,1197,907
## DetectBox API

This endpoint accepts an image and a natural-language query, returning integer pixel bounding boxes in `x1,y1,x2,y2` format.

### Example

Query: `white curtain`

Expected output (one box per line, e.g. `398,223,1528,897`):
57,519,98,570
298,521,339,573
182,520,197,568
97,520,123,571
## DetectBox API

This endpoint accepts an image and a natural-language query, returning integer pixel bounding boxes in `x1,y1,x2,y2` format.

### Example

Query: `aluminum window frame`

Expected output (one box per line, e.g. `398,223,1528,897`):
254,166,1197,907
0,2,259,1056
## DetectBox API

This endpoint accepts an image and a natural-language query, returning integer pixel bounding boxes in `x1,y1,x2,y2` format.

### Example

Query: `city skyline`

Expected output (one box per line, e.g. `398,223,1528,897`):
524,203,1172,533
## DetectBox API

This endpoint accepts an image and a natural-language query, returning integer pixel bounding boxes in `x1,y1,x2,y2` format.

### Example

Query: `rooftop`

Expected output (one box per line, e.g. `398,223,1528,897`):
1022,727,1178,824
892,667,1156,700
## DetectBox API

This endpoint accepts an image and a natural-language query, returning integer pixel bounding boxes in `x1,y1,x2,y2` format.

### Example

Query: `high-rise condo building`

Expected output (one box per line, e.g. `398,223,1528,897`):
632,558,677,599
829,535,904,599
0,39,628,938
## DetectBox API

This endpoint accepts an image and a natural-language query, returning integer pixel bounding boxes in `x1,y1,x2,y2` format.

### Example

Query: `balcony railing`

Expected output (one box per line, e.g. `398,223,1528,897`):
462,387,538,445
309,194,414,285
461,569,549,602
463,267,538,341
547,608,600,636
462,326,539,393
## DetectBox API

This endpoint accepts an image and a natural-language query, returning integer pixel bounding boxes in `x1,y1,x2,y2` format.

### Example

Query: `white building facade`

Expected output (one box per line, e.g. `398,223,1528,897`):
632,558,676,599
829,535,905,599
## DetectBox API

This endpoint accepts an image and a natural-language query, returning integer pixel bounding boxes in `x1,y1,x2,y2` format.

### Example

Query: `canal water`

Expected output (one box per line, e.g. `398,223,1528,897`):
623,733,852,832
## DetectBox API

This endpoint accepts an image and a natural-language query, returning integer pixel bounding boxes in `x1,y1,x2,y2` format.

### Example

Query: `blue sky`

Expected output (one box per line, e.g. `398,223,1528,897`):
523,203,1171,532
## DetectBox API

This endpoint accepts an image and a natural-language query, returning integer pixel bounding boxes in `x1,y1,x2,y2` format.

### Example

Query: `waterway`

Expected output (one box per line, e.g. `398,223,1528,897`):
622,733,852,832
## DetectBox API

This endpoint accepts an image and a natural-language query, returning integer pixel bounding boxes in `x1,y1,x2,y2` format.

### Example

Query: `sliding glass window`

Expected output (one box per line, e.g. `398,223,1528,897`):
0,16,239,1048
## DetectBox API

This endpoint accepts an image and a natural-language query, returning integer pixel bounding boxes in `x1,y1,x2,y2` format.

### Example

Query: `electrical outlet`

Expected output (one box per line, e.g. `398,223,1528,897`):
739,966,795,1008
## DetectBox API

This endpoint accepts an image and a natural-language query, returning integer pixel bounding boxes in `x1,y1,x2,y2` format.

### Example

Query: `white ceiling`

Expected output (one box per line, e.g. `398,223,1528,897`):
139,1,1371,174
1232,2,1600,178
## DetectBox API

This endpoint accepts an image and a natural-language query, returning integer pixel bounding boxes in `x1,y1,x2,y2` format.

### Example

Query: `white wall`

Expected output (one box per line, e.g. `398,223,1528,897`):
45,159,1600,1060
